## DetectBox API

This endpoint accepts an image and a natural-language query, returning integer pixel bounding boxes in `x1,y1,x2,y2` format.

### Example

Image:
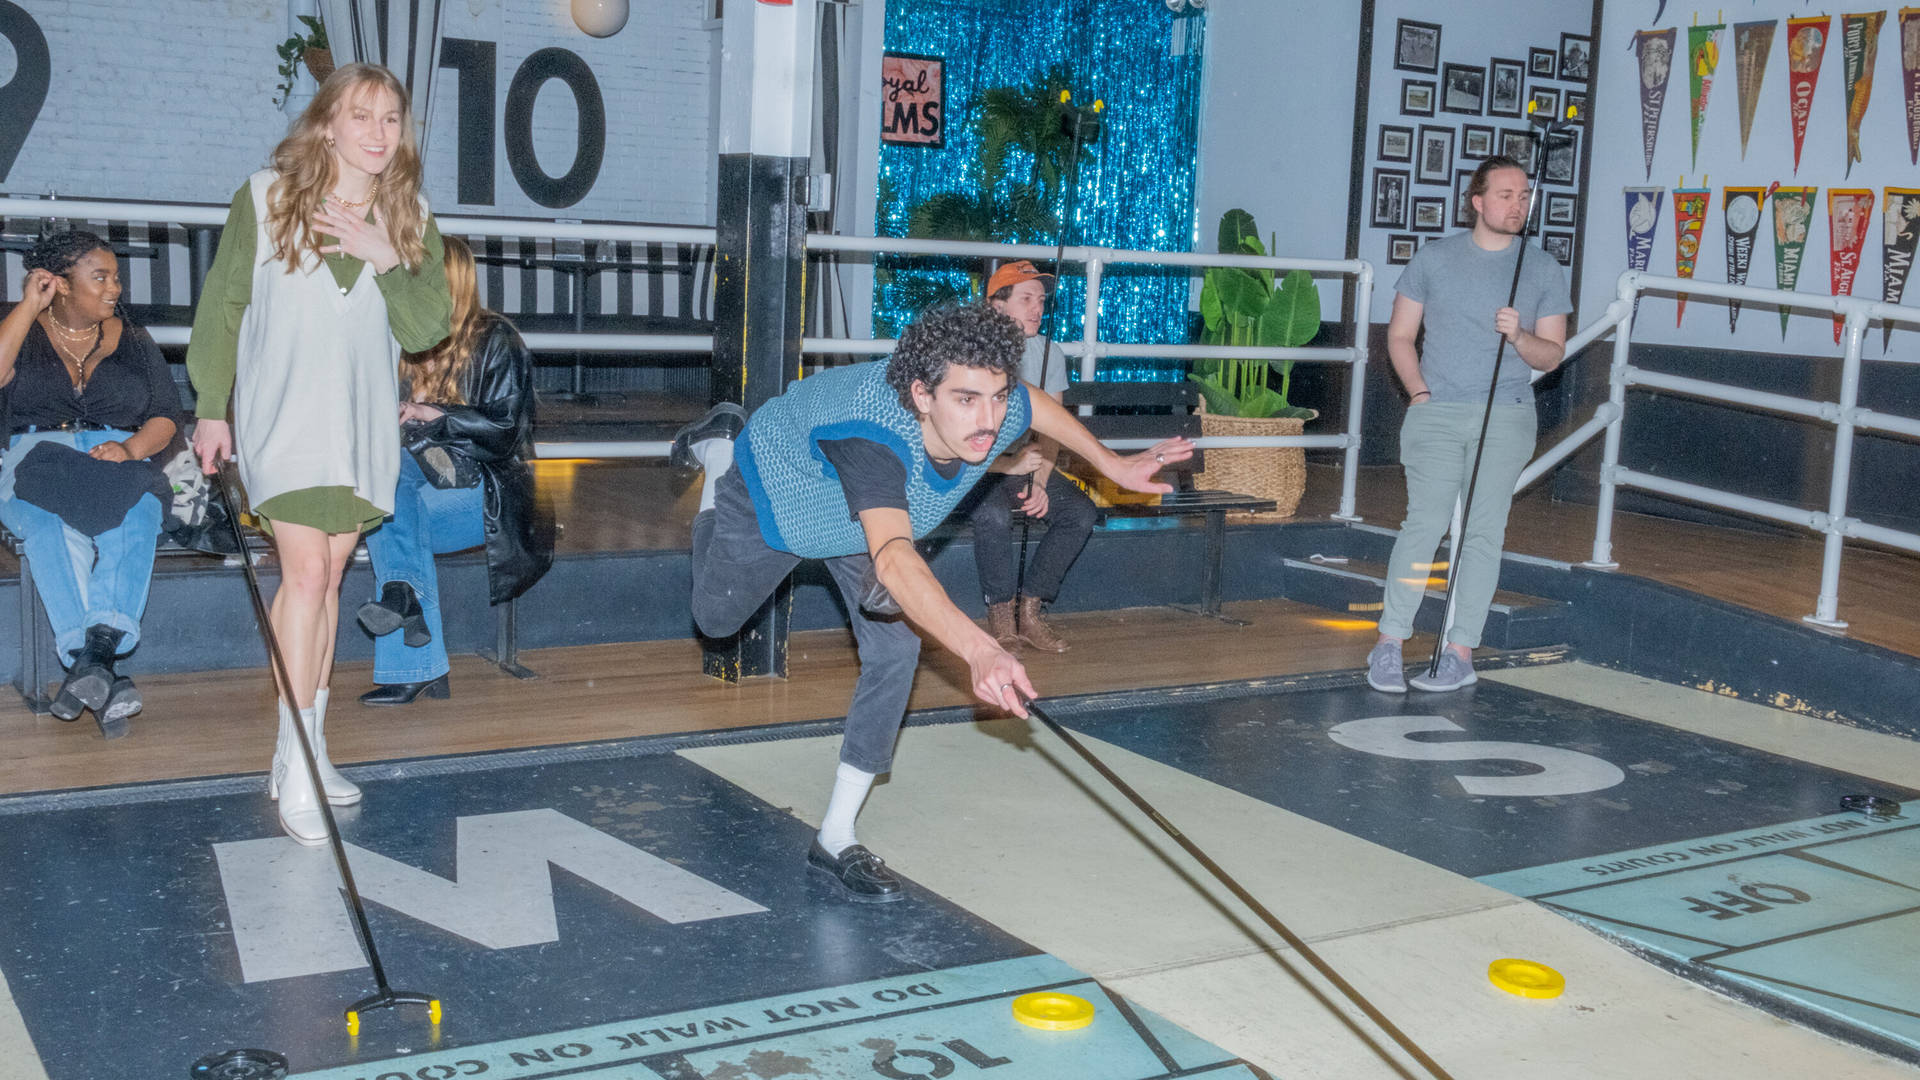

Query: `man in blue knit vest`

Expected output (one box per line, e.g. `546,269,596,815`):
673,303,1191,902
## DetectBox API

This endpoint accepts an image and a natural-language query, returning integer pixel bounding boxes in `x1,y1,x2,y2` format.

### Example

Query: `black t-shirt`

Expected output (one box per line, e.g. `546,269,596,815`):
818,437,963,520
3,320,184,438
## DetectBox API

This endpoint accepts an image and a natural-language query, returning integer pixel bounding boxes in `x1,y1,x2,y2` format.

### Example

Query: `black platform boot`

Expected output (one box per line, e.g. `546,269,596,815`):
356,581,430,648
51,625,125,727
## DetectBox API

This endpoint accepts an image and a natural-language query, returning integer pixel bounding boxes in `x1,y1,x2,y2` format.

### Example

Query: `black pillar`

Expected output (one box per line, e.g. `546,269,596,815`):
702,153,809,681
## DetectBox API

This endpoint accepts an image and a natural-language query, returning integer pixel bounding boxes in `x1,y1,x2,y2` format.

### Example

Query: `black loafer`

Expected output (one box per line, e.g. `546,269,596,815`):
357,581,430,648
669,401,748,470
806,840,905,904
359,673,450,707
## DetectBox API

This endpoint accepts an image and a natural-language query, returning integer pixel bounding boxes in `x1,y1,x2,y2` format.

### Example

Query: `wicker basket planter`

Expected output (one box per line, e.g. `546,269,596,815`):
1192,406,1316,521
304,47,336,85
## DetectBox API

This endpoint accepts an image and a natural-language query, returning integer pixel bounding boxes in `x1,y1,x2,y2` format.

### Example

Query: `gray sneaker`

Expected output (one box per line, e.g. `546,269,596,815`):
1366,640,1407,693
1409,649,1478,692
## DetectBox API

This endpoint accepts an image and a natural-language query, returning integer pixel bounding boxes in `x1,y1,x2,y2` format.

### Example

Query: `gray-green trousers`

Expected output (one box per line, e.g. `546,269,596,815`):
1378,401,1536,649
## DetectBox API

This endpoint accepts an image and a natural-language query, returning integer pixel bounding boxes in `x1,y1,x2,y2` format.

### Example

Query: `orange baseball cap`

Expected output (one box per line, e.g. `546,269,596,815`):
985,259,1055,297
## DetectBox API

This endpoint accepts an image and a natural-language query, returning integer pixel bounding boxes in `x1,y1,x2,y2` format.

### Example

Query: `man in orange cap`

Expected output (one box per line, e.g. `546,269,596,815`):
960,259,1100,652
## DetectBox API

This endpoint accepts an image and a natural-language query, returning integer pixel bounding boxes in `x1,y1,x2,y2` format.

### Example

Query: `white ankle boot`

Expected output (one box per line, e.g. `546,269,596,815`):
272,705,330,846
269,693,362,807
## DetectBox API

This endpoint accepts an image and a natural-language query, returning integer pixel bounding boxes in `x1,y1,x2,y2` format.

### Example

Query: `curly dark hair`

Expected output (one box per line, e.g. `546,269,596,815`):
24,229,112,277
885,303,1025,411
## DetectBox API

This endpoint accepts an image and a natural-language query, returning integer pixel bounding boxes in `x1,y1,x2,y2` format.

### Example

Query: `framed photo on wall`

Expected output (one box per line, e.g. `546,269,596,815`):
1460,124,1495,160
1529,86,1560,121
1371,168,1411,229
1440,63,1486,116
1410,196,1448,233
1378,124,1414,163
1545,192,1578,226
1415,124,1455,185
1564,90,1588,125
1499,128,1536,165
1541,231,1575,266
1401,78,1436,117
1386,234,1419,265
1542,129,1578,186
1530,47,1557,77
1559,33,1591,81
1395,19,1442,73
1488,58,1526,118
1452,168,1477,228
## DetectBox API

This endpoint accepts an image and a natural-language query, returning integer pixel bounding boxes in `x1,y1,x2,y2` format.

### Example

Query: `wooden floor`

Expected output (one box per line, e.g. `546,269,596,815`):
1297,463,1920,659
3,459,1916,798
0,598,1398,796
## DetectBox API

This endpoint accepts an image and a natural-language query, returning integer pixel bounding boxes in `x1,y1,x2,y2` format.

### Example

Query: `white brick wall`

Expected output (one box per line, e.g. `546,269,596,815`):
7,0,716,225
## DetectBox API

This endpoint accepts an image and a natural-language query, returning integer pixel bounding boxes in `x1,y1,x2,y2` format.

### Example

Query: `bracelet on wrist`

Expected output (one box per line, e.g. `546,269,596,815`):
1410,390,1431,400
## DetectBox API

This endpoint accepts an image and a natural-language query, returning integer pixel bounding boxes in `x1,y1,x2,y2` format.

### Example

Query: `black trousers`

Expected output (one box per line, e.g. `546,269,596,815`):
690,465,920,774
960,470,1098,604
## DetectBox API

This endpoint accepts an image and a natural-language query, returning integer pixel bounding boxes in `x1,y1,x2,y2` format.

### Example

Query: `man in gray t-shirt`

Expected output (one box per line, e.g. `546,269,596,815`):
1367,157,1572,694
963,259,1099,653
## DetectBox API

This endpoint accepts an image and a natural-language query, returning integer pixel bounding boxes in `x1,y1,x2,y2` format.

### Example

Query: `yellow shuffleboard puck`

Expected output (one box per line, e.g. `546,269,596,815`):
1011,991,1095,1030
1488,958,1565,999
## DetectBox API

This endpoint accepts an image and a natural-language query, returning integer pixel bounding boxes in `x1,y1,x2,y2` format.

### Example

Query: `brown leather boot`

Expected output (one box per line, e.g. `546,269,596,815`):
985,601,1019,648
1016,595,1069,652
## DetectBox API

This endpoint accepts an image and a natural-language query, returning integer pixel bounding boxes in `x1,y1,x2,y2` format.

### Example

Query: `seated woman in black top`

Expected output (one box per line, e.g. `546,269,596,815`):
0,231,182,737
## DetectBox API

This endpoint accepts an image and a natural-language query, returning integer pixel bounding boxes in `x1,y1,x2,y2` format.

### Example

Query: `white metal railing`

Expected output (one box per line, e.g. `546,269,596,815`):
1,196,1378,518
1516,270,1920,630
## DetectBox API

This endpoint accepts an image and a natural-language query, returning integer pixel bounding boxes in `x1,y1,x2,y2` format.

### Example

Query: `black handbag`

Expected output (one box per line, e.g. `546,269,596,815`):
402,421,481,490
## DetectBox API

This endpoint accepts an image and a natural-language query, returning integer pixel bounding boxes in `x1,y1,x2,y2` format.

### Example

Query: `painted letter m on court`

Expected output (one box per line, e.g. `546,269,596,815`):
214,809,767,983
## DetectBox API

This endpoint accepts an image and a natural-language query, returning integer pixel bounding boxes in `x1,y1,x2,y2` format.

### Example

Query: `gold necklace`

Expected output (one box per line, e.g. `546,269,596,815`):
331,177,380,210
46,307,101,340
48,323,103,394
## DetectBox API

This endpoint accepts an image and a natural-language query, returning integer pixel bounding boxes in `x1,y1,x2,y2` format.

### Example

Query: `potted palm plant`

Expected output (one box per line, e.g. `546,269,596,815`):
1189,208,1320,518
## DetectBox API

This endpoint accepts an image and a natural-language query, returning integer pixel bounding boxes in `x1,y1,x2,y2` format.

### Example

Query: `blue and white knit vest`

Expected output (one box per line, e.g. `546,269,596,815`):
734,361,1032,558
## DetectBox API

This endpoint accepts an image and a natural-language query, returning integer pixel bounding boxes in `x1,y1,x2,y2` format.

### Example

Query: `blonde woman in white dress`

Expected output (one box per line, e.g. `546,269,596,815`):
188,64,451,844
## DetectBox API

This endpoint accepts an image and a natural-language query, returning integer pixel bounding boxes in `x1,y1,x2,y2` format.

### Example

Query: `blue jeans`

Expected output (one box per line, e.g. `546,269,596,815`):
364,451,485,683
0,429,162,662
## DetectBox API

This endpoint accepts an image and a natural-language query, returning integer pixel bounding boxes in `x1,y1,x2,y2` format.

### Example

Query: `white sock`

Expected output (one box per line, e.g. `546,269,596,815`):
314,687,329,725
694,438,734,513
817,762,876,856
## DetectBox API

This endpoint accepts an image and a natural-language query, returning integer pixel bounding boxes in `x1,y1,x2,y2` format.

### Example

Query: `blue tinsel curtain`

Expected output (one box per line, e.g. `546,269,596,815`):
876,0,1207,381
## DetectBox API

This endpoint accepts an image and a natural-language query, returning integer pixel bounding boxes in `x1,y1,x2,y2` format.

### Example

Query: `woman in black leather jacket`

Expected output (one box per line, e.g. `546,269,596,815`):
355,236,554,705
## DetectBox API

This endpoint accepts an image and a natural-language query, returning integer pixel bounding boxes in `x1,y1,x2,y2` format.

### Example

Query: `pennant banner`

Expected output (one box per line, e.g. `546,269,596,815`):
1733,20,1776,158
1724,186,1768,331
1673,186,1712,325
1901,8,1920,165
1772,186,1817,336
1625,187,1666,322
1689,24,1724,168
1882,187,1920,349
1841,12,1887,177
1636,29,1679,180
1828,188,1875,343
1786,16,1831,174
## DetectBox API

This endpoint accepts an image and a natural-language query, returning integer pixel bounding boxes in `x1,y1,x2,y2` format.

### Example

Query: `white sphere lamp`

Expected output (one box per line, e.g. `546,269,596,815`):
572,0,629,38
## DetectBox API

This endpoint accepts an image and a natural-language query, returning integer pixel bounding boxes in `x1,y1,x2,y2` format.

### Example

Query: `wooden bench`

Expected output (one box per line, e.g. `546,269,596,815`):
3,523,533,714
1057,381,1276,620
